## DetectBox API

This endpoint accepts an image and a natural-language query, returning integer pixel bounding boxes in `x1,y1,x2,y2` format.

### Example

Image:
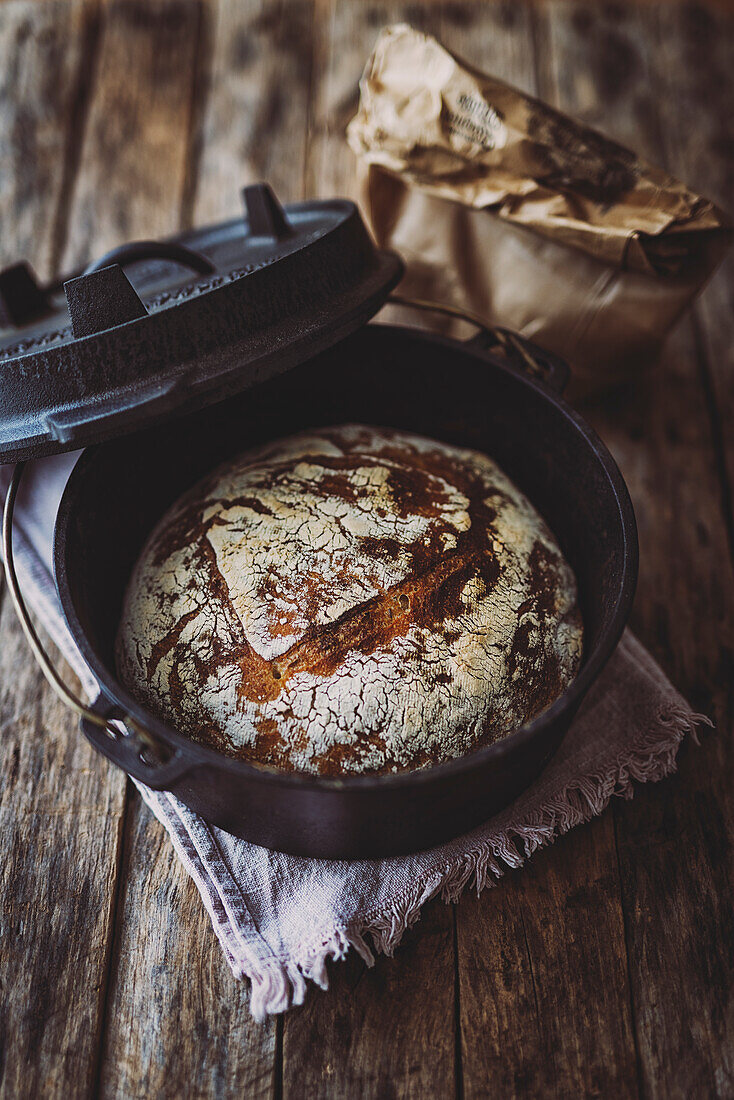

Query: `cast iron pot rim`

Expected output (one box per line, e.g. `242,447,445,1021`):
54,323,638,793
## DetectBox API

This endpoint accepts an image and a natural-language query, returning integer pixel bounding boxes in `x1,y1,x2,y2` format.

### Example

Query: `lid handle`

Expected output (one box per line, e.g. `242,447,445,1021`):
389,295,569,394
82,239,216,278
0,262,49,327
243,183,292,239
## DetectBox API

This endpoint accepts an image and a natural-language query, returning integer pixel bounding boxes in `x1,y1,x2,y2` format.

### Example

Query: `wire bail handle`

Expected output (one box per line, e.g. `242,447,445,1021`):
388,294,568,392
1,462,123,739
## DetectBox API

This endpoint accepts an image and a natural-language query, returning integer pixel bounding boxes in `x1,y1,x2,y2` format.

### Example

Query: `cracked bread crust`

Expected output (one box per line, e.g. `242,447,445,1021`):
115,424,583,776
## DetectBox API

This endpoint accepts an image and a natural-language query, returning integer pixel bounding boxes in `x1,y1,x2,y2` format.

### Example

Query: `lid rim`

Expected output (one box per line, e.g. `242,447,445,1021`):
0,188,404,465
0,250,403,464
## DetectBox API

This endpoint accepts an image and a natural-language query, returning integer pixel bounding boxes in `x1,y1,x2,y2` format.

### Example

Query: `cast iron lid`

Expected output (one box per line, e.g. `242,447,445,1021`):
0,184,403,464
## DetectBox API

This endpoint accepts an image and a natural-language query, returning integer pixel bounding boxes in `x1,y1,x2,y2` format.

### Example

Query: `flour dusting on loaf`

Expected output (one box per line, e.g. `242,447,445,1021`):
115,425,583,775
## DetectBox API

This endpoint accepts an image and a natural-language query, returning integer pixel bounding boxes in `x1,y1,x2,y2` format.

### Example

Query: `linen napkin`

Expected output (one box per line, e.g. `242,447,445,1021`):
0,454,708,1020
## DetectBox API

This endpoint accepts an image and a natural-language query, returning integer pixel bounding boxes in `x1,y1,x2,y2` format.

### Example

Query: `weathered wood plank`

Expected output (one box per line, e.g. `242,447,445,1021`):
605,309,734,1100
280,4,458,1096
648,2,734,548
0,596,127,1100
283,897,457,1100
97,790,277,1099
0,0,96,281
61,0,204,273
537,3,734,1095
0,4,127,1098
94,2,299,1094
439,5,640,1096
192,0,315,221
53,1,276,1094
458,816,638,1099
437,0,538,93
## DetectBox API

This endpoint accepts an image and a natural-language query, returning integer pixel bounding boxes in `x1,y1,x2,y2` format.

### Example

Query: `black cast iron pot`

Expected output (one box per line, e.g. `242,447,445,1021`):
54,322,637,858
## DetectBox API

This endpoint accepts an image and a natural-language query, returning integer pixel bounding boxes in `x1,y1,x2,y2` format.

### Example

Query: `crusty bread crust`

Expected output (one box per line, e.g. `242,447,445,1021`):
115,425,583,775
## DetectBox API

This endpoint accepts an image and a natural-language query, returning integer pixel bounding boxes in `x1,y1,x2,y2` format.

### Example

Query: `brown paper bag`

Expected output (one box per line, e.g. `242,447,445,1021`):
347,24,731,395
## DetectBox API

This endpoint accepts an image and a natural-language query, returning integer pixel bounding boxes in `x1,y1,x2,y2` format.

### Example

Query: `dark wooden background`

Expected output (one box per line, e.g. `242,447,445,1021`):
0,0,732,1096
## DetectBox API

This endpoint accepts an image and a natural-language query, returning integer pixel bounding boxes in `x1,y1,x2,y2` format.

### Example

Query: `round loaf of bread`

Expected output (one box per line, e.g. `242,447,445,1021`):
115,424,583,776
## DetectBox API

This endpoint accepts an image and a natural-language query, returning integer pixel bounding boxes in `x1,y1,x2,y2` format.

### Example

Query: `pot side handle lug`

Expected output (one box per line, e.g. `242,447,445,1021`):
79,693,192,792
387,294,569,394
465,327,569,395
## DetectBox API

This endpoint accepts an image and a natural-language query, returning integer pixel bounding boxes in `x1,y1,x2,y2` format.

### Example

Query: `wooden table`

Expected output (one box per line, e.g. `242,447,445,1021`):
0,1,732,1096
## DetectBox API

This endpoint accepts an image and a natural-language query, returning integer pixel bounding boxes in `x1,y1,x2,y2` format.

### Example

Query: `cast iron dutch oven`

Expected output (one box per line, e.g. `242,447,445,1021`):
0,185,637,858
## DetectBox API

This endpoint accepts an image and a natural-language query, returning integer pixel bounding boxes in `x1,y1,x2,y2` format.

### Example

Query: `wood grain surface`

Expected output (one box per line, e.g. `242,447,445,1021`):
0,1,732,1097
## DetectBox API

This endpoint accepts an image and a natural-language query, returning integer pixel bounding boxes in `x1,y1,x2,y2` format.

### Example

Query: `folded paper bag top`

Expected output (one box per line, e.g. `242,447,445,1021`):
347,24,732,394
